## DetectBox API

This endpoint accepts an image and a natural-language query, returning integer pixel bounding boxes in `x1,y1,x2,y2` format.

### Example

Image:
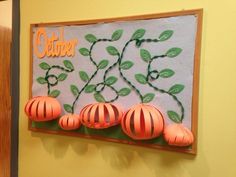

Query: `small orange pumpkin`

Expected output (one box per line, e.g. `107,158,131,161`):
163,123,194,147
59,114,81,130
121,104,164,140
80,103,123,129
24,96,61,121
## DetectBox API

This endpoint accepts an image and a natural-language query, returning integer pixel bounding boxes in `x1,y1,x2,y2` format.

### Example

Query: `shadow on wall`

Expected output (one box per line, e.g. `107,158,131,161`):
31,132,90,158
135,148,209,177
31,132,209,177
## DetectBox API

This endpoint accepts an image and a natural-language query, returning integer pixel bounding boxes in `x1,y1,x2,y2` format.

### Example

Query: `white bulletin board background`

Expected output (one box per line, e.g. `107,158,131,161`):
32,15,197,129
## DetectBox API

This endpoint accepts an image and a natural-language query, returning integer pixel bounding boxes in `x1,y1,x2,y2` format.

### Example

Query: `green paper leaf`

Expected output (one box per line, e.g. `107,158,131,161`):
167,110,181,123
79,48,90,56
57,73,68,81
158,30,174,41
118,88,131,96
140,49,151,62
37,77,47,84
135,74,147,84
166,48,182,58
120,61,134,70
98,60,109,69
64,104,73,113
70,85,79,96
106,46,119,56
131,29,146,40
105,76,118,85
49,90,60,98
85,84,96,93
159,69,175,78
63,60,74,70
85,34,97,43
143,93,155,103
112,29,123,41
94,93,105,102
168,84,185,94
79,71,89,82
39,62,50,70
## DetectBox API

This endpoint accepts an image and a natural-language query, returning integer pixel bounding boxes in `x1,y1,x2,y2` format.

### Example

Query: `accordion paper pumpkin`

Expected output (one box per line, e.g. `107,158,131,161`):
163,123,194,147
59,114,81,130
25,96,61,121
80,103,123,129
27,9,202,154
121,104,164,140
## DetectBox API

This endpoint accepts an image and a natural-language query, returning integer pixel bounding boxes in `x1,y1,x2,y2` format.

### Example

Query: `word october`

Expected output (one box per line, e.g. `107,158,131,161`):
34,27,78,58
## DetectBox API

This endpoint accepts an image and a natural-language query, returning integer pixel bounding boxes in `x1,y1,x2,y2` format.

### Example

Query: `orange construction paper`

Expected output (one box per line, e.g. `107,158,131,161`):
121,104,164,140
34,27,78,58
59,114,81,130
80,103,123,129
24,96,61,121
163,123,194,147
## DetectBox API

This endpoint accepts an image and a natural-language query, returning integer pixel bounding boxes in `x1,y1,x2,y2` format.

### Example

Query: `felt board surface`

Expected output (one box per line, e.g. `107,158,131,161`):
29,9,202,154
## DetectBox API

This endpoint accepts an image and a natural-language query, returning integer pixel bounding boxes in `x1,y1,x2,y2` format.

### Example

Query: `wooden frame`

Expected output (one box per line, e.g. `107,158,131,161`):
28,9,203,154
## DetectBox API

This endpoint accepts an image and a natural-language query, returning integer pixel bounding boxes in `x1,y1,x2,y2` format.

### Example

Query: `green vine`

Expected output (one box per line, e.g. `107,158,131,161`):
119,39,144,102
140,46,185,123
94,47,121,102
94,29,160,103
63,31,125,113
37,60,74,98
48,28,186,124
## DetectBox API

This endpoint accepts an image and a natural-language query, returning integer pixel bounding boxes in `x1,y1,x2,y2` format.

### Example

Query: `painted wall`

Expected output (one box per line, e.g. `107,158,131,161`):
19,0,236,177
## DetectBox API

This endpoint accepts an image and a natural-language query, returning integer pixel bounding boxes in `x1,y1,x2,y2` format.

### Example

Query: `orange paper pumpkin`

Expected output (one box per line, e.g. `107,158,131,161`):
24,96,61,121
59,114,81,130
80,103,123,129
163,123,194,147
121,104,164,140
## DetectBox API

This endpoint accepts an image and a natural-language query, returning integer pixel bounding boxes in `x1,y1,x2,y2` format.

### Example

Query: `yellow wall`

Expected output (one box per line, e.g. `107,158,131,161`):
19,0,236,177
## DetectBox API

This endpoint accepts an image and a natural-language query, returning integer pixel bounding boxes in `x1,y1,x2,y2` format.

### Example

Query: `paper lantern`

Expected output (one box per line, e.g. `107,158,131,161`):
80,103,123,129
121,104,164,140
163,123,194,147
24,96,61,121
59,114,81,130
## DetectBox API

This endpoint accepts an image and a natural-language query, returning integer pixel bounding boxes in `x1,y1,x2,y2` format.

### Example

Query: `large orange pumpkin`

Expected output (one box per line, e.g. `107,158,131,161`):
80,103,123,129
121,104,164,140
59,114,81,130
24,96,61,121
163,123,194,147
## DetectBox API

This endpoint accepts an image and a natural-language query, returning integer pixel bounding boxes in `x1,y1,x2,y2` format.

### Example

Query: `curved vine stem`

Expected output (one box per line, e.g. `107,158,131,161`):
45,65,74,95
93,38,162,103
118,39,144,103
100,54,120,92
146,56,184,121
137,38,185,121
95,82,119,103
104,85,119,103
89,39,113,67
70,38,113,113
147,55,166,80
71,69,98,113
117,38,163,103
147,81,184,121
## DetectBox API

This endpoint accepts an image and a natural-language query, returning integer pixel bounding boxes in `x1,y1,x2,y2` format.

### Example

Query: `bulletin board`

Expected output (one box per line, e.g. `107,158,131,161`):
27,9,202,154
